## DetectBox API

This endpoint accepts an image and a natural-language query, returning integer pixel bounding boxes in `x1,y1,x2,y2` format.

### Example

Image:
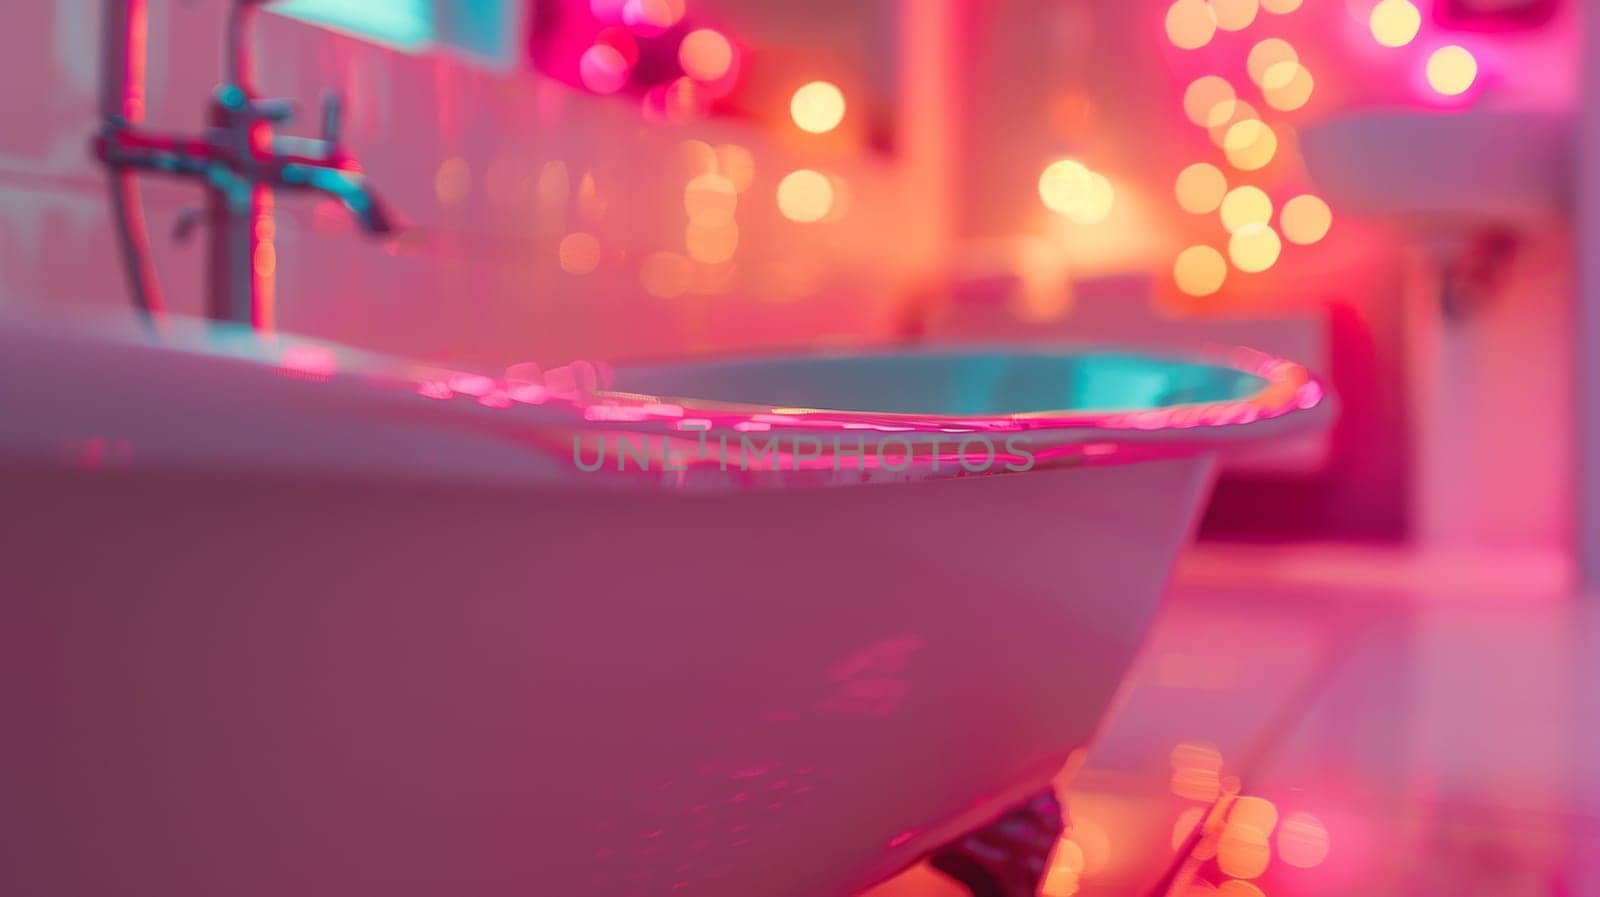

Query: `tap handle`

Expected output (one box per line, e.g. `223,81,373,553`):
249,97,297,124
319,91,343,151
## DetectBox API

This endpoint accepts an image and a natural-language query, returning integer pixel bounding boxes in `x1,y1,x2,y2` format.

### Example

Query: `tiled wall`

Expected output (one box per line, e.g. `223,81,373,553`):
0,1,949,368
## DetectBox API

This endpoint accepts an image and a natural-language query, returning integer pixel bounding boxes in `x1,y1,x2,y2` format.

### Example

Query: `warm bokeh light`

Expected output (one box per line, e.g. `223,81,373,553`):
558,232,601,275
678,29,734,82
999,235,1074,323
434,156,470,205
1370,0,1422,48
659,76,706,123
1208,100,1258,147
1218,824,1272,879
1171,741,1224,772
1165,0,1217,50
684,173,737,224
1261,0,1303,12
1066,819,1111,878
777,169,834,222
790,81,846,134
1262,62,1314,111
1211,0,1259,32
622,0,684,35
1176,163,1228,214
1039,159,1089,211
1172,765,1223,801
1220,185,1272,232
578,44,631,95
1170,740,1224,800
1223,120,1278,171
1172,807,1206,850
824,174,852,222
1039,160,1114,224
715,144,756,192
1276,811,1331,868
1080,174,1116,224
1038,838,1085,897
576,171,604,222
1247,39,1298,88
1217,880,1267,897
640,250,692,297
537,160,569,210
1229,797,1280,833
1171,738,1216,793
1175,245,1228,296
686,219,738,263
1427,45,1479,96
1229,223,1283,272
676,139,718,176
1281,194,1332,244
1184,76,1237,128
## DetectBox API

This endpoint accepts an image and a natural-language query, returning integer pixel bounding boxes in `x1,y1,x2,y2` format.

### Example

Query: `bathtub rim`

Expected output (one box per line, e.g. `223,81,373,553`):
0,311,1333,490
596,341,1333,447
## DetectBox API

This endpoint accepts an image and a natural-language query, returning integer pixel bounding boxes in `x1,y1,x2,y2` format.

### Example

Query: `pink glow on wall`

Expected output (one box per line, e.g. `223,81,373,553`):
1434,0,1561,32
528,0,743,112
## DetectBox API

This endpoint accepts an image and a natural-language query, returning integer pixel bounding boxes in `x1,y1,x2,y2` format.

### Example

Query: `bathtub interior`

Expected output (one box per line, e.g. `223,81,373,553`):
609,351,1267,417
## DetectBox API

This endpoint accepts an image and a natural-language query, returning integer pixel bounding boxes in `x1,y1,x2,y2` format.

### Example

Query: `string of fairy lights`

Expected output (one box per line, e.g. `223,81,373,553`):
637,81,845,298
1155,0,1482,298
1368,0,1480,95
542,0,1487,305
1161,0,1332,298
533,0,852,298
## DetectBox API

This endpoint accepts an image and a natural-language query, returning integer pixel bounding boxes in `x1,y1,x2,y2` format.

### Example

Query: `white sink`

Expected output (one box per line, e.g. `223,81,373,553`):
1298,108,1572,231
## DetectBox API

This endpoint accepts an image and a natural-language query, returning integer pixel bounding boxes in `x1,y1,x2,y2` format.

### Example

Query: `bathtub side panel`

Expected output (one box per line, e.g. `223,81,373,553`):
0,457,1215,897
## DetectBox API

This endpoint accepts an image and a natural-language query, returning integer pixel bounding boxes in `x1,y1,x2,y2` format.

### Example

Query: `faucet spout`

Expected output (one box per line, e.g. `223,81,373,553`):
284,165,398,235
94,0,400,332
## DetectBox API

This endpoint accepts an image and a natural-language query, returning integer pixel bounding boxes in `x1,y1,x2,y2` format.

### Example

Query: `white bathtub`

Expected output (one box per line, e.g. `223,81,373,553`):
0,314,1328,897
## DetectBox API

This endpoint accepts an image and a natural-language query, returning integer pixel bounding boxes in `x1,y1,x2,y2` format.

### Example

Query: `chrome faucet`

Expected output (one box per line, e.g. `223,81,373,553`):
94,0,396,331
